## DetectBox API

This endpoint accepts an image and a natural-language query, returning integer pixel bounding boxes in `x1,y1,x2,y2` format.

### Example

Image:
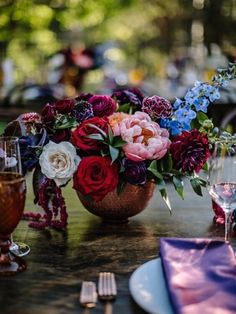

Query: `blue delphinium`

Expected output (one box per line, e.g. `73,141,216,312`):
164,63,236,136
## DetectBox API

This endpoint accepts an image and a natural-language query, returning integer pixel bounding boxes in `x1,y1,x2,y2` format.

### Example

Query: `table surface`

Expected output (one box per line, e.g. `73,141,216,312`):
0,176,235,314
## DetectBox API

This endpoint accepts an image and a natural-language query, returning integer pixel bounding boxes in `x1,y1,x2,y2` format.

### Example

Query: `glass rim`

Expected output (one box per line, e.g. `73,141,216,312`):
0,172,24,184
0,136,19,142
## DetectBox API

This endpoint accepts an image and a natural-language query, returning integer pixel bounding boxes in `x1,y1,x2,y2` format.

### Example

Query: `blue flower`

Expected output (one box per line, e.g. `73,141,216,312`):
208,86,220,102
184,88,198,105
193,97,209,112
173,98,183,110
161,119,191,136
175,107,196,123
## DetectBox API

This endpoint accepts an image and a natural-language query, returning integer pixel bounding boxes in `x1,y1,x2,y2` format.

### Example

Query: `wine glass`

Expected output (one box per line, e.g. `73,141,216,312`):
0,172,27,275
208,139,236,242
0,136,30,256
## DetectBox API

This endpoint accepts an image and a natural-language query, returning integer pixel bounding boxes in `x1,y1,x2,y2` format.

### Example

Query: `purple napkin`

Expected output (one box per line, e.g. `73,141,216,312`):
160,238,236,314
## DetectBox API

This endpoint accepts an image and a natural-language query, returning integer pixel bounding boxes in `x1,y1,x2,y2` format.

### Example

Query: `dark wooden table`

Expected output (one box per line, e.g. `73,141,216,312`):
0,176,235,314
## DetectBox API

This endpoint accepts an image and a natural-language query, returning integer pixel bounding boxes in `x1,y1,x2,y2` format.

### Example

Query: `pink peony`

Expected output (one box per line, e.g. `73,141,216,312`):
118,111,171,161
108,112,129,136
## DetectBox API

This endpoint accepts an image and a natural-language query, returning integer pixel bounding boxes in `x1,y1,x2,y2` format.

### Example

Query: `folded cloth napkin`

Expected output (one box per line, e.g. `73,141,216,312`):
160,238,236,314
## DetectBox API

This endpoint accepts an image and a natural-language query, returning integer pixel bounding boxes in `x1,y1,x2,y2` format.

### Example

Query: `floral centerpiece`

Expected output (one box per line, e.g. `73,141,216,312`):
4,63,236,229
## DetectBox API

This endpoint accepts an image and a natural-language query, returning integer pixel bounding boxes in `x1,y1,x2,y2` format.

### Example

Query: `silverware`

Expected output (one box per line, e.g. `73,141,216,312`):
80,281,97,314
98,272,117,314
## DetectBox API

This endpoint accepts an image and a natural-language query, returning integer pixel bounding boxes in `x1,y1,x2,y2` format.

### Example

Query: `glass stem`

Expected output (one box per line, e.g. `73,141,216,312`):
224,211,232,243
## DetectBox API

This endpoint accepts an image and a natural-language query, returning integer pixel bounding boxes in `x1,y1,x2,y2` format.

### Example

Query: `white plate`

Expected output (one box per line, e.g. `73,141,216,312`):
129,258,174,314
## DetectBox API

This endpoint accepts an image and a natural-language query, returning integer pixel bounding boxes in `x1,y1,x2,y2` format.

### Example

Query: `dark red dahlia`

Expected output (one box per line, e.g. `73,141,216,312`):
41,103,56,124
75,92,94,102
170,129,211,173
54,98,76,114
89,95,117,117
142,96,172,120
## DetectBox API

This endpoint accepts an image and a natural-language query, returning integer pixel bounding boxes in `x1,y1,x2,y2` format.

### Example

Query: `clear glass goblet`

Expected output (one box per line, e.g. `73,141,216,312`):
208,139,236,242
0,172,27,275
0,136,30,256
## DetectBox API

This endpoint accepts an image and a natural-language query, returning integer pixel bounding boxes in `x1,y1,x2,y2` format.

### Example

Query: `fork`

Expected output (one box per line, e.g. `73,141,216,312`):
80,281,97,314
98,272,117,314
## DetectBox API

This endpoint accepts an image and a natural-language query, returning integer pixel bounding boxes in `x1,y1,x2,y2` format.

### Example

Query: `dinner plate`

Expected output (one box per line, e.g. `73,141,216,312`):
129,258,174,314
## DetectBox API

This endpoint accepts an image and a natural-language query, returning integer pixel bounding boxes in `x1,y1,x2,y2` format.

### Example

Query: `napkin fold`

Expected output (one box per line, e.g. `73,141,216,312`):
160,238,236,314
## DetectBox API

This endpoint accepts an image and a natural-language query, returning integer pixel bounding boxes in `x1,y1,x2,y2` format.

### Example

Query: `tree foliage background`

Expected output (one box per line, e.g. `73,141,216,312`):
0,0,236,85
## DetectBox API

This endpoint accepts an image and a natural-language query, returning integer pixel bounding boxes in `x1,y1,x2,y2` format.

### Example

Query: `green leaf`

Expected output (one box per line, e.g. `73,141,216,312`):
190,178,203,196
119,163,125,173
108,125,114,144
161,153,173,172
87,123,107,138
202,162,208,171
116,180,126,195
54,115,77,129
197,177,207,187
109,145,119,163
190,118,201,129
156,178,165,190
197,111,209,125
148,161,163,179
171,169,185,177
87,134,104,141
117,103,130,113
113,137,127,148
156,179,172,212
172,176,184,199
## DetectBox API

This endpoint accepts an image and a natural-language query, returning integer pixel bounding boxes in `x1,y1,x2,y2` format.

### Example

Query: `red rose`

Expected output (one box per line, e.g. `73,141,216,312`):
89,95,117,117
71,116,108,152
54,98,76,114
73,156,119,201
170,129,211,173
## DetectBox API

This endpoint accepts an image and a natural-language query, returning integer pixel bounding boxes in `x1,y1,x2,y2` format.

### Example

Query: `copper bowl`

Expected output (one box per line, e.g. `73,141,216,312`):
76,181,155,223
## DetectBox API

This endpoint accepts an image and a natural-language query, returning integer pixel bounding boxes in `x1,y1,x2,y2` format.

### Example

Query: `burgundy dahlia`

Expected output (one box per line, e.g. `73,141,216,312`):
142,96,172,121
75,92,94,102
89,95,117,117
41,103,56,129
112,88,144,111
54,98,76,114
170,129,211,173
123,159,147,185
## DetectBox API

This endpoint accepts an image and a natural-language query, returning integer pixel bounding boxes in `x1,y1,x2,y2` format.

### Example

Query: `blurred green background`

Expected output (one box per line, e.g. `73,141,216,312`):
0,0,236,121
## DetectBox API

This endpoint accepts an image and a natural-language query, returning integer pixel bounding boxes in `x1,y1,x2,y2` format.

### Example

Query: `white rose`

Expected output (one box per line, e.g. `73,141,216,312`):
39,141,80,186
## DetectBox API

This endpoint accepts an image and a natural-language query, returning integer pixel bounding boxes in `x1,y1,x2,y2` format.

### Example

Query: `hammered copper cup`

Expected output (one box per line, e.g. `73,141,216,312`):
0,172,27,276
77,181,155,223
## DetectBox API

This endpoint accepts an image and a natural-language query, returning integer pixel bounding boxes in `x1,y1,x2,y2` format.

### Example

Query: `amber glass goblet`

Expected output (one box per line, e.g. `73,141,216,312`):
0,172,27,276
0,136,30,257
